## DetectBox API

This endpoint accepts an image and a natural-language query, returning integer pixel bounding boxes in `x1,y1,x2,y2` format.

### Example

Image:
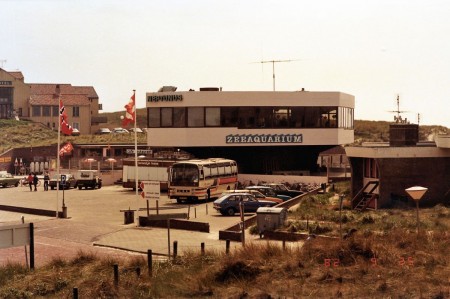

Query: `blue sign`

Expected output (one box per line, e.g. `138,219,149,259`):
60,175,67,186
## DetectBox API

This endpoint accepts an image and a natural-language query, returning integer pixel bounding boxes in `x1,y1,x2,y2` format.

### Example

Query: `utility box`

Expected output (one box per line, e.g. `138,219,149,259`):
256,207,287,236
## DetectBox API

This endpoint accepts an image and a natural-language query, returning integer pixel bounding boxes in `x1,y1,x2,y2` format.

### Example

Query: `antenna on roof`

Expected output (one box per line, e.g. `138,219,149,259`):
0,60,6,68
388,94,409,124
251,59,299,91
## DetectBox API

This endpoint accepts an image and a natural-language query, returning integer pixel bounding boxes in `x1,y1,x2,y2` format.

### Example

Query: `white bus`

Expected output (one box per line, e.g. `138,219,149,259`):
168,158,238,203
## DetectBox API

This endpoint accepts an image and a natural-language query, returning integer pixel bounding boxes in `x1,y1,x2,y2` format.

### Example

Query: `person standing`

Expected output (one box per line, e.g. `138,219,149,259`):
43,172,50,191
33,173,39,191
27,173,33,191
207,188,211,201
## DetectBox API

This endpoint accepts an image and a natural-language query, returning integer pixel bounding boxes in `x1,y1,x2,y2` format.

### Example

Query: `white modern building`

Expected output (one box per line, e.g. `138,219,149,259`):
145,87,355,174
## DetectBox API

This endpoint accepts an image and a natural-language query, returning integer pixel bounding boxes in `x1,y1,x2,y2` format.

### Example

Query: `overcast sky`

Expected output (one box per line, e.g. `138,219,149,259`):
1,0,449,127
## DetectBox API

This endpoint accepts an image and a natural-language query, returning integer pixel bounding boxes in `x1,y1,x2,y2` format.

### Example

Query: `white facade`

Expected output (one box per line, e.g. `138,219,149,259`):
145,90,355,148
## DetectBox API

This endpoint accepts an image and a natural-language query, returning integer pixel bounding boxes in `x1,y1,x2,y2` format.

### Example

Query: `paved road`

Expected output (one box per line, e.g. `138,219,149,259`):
0,185,259,267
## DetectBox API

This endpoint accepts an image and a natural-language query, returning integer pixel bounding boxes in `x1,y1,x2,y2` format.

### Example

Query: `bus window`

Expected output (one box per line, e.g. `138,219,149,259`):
224,165,231,176
210,164,218,177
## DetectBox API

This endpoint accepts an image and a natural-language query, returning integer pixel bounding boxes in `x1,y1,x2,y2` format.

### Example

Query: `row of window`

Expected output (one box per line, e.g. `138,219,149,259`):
32,105,80,117
148,106,354,129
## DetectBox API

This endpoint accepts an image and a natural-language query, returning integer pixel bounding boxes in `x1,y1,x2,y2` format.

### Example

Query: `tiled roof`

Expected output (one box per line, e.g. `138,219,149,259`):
29,94,90,106
8,71,24,80
29,84,98,98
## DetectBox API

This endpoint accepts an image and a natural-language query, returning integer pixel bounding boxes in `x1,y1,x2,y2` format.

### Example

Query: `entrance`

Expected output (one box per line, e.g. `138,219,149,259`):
0,103,12,119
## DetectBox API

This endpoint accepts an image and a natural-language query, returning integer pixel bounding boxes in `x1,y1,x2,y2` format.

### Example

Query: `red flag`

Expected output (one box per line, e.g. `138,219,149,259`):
60,99,73,135
122,92,136,127
59,142,74,156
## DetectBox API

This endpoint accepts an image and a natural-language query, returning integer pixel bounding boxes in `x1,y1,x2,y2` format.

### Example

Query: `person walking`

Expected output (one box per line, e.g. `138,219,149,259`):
33,173,39,191
43,172,50,191
27,173,33,191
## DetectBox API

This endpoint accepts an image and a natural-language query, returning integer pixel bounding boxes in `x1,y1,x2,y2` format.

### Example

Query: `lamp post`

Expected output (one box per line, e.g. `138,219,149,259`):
85,158,96,170
106,158,117,178
405,186,428,234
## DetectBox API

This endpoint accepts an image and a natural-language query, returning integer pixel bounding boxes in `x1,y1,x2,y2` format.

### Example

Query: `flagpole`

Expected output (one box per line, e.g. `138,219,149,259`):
133,90,139,226
56,89,61,218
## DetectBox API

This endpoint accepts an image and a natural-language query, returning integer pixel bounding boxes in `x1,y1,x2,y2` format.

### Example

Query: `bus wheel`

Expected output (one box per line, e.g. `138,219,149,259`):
226,208,235,216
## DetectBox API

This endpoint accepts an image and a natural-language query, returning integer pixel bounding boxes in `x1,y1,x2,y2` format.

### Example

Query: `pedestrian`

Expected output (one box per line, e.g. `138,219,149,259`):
33,173,39,191
207,188,211,201
43,172,50,191
27,173,33,191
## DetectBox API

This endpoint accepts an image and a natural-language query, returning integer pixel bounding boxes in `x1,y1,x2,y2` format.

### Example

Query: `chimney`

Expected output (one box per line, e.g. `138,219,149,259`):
389,123,419,146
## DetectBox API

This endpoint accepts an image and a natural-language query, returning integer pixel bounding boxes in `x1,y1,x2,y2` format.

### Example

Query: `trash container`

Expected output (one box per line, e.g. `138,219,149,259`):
256,207,287,236
122,210,135,225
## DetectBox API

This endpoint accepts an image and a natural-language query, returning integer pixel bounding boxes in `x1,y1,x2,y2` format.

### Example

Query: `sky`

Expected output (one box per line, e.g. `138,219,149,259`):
1,0,450,127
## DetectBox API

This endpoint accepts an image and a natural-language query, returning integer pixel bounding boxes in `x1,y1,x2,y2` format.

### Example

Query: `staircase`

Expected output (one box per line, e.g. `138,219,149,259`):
352,181,379,211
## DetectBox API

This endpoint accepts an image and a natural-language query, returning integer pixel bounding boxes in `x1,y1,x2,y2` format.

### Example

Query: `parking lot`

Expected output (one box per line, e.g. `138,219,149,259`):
0,184,259,267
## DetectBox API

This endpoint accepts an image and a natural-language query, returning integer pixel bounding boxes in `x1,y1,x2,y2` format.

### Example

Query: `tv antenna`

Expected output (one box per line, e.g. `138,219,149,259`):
0,60,6,68
388,95,409,123
252,59,299,91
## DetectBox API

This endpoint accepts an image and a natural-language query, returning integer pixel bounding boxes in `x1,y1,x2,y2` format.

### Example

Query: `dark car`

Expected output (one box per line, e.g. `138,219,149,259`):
94,128,111,135
213,193,277,216
261,183,303,198
49,174,77,190
246,185,292,201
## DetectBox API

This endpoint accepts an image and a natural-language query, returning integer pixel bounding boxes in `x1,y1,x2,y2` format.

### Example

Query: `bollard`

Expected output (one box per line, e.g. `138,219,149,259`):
206,203,208,215
201,242,205,255
147,250,152,277
173,240,178,259
226,239,230,254
195,207,197,218
187,205,190,220
136,267,141,278
282,240,286,250
113,264,119,287
73,287,78,299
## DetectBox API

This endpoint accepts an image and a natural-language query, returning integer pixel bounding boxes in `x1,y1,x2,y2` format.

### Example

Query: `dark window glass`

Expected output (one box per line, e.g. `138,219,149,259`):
73,106,80,117
52,106,59,116
42,106,51,117
32,106,41,117
220,107,239,127
205,107,220,126
273,108,290,128
161,108,172,127
148,108,161,127
173,108,186,127
304,107,321,127
188,107,204,127
238,107,256,128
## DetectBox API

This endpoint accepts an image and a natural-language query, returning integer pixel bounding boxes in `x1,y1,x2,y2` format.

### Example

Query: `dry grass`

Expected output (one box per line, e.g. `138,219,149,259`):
0,226,449,298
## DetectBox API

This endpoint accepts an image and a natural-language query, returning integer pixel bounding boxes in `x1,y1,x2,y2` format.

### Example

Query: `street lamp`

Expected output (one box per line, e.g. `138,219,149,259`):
405,186,428,234
85,158,96,170
106,158,117,178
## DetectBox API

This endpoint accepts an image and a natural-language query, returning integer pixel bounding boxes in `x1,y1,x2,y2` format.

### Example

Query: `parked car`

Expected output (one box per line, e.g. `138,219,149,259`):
71,128,80,136
111,128,129,134
75,170,102,189
49,174,77,190
261,183,303,198
246,186,291,201
129,128,144,134
94,128,111,135
0,172,20,188
221,189,282,204
213,193,277,216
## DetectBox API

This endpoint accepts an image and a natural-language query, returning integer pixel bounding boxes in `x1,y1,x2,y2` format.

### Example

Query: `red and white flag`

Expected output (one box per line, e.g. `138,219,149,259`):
122,92,136,127
60,99,73,135
59,142,74,156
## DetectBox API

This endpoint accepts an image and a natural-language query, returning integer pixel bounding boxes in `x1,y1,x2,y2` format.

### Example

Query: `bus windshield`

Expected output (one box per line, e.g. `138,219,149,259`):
170,164,199,186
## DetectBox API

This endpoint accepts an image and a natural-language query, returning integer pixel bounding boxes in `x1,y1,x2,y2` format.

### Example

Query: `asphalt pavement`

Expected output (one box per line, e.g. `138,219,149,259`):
0,185,263,267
